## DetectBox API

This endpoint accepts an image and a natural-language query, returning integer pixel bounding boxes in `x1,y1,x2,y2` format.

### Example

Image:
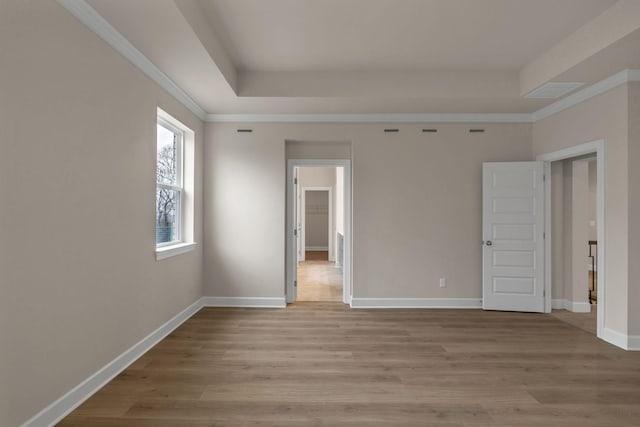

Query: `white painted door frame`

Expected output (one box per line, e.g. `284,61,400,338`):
286,159,352,305
295,167,303,262
537,139,605,339
301,187,334,258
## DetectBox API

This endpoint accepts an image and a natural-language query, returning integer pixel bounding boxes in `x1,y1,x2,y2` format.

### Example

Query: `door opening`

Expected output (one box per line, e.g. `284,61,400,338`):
286,160,351,305
538,140,605,339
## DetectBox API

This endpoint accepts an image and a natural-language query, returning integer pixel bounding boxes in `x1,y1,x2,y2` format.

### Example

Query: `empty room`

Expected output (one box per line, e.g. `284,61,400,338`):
3,1,640,426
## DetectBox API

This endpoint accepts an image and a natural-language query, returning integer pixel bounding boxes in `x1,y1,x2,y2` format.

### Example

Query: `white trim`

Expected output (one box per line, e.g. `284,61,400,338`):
55,0,207,121
305,246,329,251
569,302,592,313
287,159,352,305
21,298,203,427
350,298,482,309
629,335,640,351
46,3,640,126
602,329,640,351
551,299,592,313
46,2,640,126
201,296,286,308
537,139,605,340
532,69,640,122
206,70,640,123
155,242,197,261
206,113,533,123
544,161,552,313
603,328,629,349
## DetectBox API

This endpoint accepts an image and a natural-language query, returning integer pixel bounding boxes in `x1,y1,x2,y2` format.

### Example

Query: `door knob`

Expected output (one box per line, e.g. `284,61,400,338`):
485,240,493,246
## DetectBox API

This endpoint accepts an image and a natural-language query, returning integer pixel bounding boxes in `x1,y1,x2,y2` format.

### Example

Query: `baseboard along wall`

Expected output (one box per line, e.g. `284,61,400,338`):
201,296,286,308
602,328,640,351
551,299,592,313
350,298,482,309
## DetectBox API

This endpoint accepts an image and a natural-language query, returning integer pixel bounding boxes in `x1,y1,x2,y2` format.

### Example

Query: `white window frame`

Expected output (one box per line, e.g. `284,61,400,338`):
156,118,184,247
155,108,197,260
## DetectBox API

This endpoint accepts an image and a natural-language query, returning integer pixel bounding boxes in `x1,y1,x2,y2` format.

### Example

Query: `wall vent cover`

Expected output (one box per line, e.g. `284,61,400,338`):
525,82,584,99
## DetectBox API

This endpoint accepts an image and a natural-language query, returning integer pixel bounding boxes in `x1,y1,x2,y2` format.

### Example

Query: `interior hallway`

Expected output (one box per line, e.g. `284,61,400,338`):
297,251,343,302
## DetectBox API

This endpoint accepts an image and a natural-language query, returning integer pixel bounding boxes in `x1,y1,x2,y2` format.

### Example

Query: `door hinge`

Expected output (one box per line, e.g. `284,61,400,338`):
543,289,546,297
543,232,546,239
294,280,297,288
543,174,546,182
294,177,298,185
294,229,297,237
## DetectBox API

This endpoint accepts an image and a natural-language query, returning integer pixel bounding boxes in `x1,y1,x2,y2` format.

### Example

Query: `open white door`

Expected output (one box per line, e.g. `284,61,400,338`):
292,168,299,301
483,162,545,312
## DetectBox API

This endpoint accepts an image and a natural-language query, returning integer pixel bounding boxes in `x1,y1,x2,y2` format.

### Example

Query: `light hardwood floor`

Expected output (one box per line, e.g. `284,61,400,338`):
297,251,343,302
58,303,640,426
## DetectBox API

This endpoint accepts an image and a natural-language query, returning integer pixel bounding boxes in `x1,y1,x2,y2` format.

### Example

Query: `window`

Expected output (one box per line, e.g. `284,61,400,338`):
156,118,183,245
155,109,196,260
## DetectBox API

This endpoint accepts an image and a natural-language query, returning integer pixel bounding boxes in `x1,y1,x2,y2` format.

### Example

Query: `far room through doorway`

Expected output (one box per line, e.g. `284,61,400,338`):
296,166,345,302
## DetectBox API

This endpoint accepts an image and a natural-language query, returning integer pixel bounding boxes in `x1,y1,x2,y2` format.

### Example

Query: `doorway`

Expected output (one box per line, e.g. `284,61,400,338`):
286,160,351,304
299,185,340,301
537,140,605,338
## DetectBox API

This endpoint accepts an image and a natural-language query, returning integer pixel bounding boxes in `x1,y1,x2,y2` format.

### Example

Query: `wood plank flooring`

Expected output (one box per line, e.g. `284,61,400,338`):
58,303,640,426
297,251,343,302
550,304,597,335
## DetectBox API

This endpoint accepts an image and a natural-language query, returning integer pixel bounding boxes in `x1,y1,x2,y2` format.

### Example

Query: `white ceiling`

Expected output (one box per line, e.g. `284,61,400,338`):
83,0,640,116
198,0,615,72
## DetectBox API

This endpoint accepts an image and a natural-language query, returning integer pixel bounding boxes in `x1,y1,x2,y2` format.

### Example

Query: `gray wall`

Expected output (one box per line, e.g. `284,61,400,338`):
533,84,629,334
203,122,532,299
0,2,204,425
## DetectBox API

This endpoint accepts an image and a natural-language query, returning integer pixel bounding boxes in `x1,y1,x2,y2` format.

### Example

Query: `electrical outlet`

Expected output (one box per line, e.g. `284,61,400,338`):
439,278,446,288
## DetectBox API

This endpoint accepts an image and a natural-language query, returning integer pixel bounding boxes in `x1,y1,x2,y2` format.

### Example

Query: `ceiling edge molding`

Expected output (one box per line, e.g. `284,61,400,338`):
205,113,534,123
50,2,640,125
531,69,640,122
56,0,207,121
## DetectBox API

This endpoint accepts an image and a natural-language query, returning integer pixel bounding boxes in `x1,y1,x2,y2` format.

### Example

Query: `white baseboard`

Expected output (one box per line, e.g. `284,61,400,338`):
569,301,592,313
305,246,328,251
602,328,640,351
350,298,482,309
201,296,286,308
21,298,204,427
551,299,592,313
629,335,640,351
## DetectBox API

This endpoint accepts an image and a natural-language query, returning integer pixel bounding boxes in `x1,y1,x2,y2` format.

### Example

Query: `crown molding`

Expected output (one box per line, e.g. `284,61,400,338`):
56,0,207,121
531,69,640,122
54,1,640,125
205,113,534,123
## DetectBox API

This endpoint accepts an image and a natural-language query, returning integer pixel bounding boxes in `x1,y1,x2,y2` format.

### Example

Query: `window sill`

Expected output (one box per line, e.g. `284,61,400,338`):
155,242,197,261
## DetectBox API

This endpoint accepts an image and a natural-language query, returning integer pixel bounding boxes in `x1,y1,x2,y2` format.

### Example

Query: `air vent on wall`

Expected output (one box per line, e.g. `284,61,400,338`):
469,128,485,133
384,128,399,133
525,82,585,99
422,129,438,133
237,129,253,133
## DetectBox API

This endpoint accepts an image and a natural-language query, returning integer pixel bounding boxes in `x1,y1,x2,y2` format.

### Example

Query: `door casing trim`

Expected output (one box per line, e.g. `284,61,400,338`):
537,139,605,339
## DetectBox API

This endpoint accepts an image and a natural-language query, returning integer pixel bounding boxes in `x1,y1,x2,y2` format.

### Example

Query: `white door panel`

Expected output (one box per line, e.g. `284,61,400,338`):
483,162,544,313
292,167,299,301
